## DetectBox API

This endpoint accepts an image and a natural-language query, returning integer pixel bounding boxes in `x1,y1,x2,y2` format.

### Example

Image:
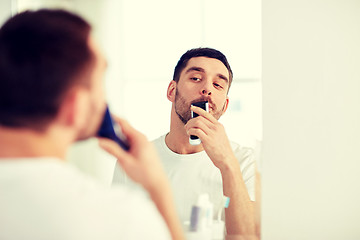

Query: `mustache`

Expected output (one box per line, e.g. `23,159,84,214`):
190,97,213,105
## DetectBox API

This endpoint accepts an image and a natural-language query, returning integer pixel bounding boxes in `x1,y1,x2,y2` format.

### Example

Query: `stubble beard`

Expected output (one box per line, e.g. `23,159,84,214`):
174,88,226,125
76,102,106,141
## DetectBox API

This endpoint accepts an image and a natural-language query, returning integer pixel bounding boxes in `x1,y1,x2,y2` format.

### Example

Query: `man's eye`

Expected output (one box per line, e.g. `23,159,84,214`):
214,83,223,89
191,77,201,81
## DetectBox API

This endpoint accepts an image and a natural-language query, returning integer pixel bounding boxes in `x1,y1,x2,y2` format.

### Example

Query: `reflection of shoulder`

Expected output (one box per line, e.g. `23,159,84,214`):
229,140,255,165
151,134,165,146
151,135,166,153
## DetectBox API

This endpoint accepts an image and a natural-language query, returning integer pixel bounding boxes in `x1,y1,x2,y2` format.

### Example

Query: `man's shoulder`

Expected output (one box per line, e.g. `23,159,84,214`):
229,140,254,156
151,134,166,145
0,158,170,240
151,134,167,153
229,140,255,165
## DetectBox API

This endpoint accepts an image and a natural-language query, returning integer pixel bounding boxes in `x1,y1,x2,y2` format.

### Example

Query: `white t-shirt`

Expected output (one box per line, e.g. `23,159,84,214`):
0,157,171,240
115,134,255,223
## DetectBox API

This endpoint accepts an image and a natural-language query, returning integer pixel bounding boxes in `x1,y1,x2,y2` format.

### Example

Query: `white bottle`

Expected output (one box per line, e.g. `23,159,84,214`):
187,194,213,240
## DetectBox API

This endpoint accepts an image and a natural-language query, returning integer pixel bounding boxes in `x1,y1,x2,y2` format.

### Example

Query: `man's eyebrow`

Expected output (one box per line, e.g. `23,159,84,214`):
185,66,205,74
185,66,229,82
218,74,229,82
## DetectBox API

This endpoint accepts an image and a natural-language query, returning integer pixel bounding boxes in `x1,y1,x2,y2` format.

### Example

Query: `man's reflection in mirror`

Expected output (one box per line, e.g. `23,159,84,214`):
113,48,260,239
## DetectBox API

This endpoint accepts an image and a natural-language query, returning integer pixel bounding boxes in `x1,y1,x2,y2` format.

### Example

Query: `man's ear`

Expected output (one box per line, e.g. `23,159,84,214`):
56,87,89,129
222,96,230,114
167,80,177,102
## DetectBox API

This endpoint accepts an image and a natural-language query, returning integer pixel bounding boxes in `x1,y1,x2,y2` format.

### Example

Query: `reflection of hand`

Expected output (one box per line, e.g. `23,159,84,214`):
98,117,167,192
185,105,237,170
186,106,257,237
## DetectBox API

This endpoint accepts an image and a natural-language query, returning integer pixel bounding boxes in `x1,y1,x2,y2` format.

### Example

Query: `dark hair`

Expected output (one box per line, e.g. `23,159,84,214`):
172,47,233,89
0,9,92,130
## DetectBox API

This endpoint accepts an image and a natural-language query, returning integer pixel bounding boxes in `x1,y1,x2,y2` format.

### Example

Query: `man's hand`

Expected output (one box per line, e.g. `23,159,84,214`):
98,117,167,192
185,105,237,170
185,106,257,237
98,116,185,240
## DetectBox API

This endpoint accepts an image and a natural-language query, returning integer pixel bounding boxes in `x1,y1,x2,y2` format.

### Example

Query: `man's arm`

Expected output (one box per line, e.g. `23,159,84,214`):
99,118,184,240
186,106,257,238
221,156,256,237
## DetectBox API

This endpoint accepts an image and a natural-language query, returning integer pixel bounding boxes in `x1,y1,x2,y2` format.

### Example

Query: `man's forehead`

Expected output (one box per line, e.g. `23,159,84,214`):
183,57,230,79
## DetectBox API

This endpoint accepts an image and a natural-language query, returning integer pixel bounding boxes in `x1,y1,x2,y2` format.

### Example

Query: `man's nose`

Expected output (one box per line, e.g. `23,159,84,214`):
201,82,212,96
201,89,211,95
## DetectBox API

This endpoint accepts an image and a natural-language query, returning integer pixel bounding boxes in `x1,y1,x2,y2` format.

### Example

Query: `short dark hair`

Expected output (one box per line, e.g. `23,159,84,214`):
0,9,92,131
172,47,233,90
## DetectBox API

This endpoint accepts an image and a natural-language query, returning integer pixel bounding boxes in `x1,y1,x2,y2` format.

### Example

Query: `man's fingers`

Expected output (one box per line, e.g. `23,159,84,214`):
191,105,216,123
187,128,207,141
111,116,147,148
186,118,209,135
111,117,132,137
98,137,130,168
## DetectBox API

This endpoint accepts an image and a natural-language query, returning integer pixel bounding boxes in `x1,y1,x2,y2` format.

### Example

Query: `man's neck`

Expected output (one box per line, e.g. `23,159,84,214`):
0,126,69,160
165,111,205,155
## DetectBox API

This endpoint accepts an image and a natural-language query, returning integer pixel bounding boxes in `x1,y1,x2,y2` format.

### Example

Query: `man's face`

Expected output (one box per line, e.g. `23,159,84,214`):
76,37,107,140
174,56,230,124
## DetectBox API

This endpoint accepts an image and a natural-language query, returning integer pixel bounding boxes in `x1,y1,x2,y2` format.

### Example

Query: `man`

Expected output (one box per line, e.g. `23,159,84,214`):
0,9,183,240
154,48,257,237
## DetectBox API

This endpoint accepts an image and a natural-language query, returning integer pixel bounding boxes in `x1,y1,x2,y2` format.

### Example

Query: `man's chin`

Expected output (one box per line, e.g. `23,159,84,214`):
175,110,191,125
75,136,94,142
